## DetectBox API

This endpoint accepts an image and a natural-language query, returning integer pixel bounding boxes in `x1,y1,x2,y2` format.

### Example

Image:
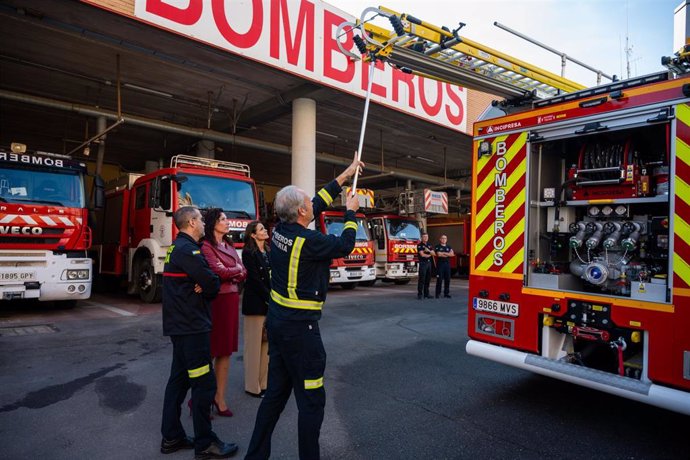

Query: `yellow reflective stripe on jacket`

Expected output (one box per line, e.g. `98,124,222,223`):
317,188,333,206
343,221,358,232
187,364,210,379
304,377,324,390
287,236,305,298
164,245,175,263
271,290,324,310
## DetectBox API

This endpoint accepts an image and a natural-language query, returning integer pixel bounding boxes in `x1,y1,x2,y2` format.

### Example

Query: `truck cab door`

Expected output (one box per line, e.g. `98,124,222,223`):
370,218,386,252
150,176,173,247
131,183,151,248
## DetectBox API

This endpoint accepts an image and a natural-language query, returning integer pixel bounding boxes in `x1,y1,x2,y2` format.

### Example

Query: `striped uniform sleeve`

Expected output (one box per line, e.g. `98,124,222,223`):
313,180,342,218
304,209,357,260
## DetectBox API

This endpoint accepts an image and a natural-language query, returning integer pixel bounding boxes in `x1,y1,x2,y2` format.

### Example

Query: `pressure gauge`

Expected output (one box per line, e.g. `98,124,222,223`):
601,205,613,216
615,205,627,216
588,206,600,217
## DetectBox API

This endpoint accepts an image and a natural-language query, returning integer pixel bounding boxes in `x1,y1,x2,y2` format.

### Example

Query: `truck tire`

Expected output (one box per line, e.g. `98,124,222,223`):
341,282,357,290
359,280,376,287
136,258,161,303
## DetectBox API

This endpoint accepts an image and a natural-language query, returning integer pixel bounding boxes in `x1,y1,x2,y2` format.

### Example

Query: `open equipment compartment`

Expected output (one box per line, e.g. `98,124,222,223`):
526,115,671,303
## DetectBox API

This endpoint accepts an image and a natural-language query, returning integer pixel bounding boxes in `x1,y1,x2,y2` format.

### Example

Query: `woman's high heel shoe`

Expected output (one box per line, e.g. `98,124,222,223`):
212,401,233,417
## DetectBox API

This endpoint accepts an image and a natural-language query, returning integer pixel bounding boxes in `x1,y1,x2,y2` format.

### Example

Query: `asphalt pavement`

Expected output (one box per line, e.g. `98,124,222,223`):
0,279,687,459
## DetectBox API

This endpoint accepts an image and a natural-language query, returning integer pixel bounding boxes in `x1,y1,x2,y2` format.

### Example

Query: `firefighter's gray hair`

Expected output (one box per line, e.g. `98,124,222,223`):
174,206,199,230
274,185,308,224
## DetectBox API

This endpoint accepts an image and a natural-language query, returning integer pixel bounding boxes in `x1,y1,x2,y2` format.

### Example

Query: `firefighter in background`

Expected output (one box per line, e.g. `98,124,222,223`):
417,232,435,299
245,157,363,460
434,235,455,299
160,206,239,459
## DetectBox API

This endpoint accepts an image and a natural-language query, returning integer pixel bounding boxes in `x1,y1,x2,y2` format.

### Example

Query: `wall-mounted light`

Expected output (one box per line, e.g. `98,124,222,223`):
83,145,91,156
11,142,26,153
478,140,491,159
528,131,543,142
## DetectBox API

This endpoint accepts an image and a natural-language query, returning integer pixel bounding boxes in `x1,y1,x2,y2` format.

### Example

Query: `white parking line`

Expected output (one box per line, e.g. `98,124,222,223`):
82,301,136,317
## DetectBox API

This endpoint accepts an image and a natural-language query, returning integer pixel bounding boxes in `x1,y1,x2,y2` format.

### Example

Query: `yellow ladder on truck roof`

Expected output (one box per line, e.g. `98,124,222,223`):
337,6,586,101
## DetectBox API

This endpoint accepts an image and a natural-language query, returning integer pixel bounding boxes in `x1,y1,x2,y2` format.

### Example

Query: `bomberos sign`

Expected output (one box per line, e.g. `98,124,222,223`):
120,0,467,132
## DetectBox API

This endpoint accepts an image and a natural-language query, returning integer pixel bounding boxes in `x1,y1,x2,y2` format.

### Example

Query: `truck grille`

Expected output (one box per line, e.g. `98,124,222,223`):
0,228,68,246
343,258,366,265
0,251,49,267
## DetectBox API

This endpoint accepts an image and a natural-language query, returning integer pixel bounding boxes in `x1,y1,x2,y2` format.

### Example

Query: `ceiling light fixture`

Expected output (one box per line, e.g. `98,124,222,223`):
406,154,435,163
415,155,435,163
316,130,339,139
123,83,174,98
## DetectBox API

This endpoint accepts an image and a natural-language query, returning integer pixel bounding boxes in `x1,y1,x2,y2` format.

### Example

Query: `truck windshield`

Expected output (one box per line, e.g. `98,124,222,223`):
323,216,371,242
386,219,421,240
0,166,85,208
177,174,256,219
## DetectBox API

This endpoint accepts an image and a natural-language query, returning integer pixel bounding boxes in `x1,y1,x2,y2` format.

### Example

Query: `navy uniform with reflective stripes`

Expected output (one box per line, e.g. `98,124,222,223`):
434,243,453,298
161,231,222,454
417,241,434,298
246,180,356,460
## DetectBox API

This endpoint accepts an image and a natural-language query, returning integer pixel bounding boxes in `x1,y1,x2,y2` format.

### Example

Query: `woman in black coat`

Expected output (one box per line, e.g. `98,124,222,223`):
241,220,271,397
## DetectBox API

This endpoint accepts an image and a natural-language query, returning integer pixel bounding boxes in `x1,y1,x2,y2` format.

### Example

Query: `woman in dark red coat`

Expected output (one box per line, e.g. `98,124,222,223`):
200,208,246,417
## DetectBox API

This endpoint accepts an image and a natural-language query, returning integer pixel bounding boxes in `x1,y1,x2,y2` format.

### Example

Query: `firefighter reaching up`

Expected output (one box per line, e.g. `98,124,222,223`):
245,155,363,460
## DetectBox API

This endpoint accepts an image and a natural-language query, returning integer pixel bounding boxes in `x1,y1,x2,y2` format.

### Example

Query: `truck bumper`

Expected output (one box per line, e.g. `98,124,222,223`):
466,340,690,417
378,262,418,279
330,266,376,284
0,251,92,301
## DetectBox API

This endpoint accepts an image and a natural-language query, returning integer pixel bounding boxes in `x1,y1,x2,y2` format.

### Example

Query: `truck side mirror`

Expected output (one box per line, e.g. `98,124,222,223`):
373,225,385,249
258,189,267,220
150,177,161,208
172,174,188,184
93,176,105,210
151,176,173,211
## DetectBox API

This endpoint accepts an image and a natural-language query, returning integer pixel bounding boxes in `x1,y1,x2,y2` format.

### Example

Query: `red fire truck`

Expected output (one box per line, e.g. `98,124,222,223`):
367,213,420,283
0,147,103,306
317,210,376,288
467,72,690,414
340,5,690,414
96,155,258,302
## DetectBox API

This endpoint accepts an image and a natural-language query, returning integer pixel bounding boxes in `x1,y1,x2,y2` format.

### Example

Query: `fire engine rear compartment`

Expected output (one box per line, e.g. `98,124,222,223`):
526,113,671,301
523,106,673,381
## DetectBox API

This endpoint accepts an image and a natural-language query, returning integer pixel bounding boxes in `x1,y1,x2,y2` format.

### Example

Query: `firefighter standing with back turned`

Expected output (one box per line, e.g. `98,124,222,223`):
245,157,364,460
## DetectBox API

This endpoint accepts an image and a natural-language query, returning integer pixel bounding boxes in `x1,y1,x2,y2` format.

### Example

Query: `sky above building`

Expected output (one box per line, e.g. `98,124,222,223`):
328,0,682,88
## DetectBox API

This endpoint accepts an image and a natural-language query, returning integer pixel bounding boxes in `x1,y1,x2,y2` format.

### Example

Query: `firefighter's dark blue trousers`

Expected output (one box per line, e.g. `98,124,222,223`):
161,332,218,453
245,315,326,460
